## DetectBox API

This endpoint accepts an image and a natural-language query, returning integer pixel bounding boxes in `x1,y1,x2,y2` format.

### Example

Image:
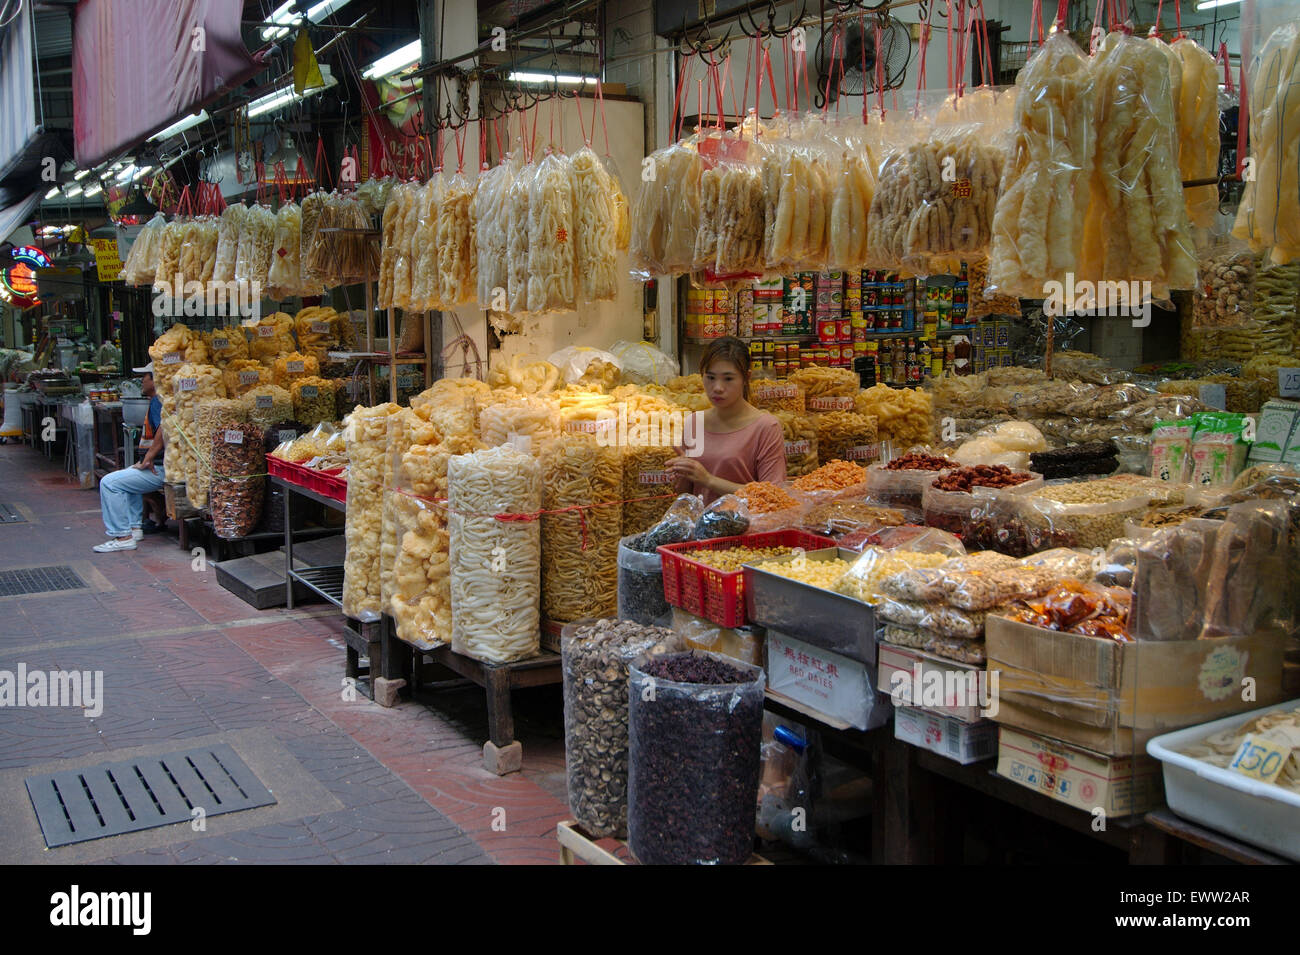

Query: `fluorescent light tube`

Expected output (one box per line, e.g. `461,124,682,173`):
149,109,209,142
362,40,421,79
508,71,597,86
1195,0,1240,9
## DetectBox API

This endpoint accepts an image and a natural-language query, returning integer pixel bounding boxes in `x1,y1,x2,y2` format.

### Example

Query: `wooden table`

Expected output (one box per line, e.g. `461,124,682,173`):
1139,809,1292,865
400,638,563,775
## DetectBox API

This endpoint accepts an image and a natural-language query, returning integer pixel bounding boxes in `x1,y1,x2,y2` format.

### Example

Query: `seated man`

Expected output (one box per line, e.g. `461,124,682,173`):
93,362,166,553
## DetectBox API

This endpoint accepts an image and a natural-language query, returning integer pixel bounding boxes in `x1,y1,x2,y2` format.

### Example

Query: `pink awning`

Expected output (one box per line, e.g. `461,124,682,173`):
73,0,266,169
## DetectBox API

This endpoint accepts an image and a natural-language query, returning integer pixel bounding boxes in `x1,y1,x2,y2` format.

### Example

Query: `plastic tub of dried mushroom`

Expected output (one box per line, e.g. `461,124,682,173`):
1020,481,1151,550
742,547,877,664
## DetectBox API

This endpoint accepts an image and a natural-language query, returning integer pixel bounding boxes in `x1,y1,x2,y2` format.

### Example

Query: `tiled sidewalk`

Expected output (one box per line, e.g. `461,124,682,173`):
0,443,571,865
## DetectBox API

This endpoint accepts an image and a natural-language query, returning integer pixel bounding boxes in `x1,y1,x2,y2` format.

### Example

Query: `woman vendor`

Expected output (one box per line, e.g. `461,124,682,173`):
669,337,786,504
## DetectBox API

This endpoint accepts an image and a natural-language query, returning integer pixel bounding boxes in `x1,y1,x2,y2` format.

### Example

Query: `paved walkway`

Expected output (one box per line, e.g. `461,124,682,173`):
0,442,571,864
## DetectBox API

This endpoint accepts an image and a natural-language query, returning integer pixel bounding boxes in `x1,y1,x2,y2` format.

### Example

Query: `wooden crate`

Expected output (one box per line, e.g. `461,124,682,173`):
164,482,199,521
556,820,772,866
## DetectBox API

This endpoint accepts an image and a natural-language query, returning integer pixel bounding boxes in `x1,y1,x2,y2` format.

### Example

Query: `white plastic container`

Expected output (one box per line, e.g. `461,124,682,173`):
1146,700,1300,861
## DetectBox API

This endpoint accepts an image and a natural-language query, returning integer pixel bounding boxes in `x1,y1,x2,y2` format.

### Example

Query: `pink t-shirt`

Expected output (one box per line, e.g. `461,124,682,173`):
679,411,788,504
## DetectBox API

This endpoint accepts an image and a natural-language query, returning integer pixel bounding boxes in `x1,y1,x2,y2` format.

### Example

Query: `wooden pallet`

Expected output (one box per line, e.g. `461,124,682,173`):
556,820,772,866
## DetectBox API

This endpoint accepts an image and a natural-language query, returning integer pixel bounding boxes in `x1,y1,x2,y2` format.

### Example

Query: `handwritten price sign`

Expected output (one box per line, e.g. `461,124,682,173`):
1229,734,1292,784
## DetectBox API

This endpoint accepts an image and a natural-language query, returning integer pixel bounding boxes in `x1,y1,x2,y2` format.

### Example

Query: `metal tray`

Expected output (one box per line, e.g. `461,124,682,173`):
743,547,877,665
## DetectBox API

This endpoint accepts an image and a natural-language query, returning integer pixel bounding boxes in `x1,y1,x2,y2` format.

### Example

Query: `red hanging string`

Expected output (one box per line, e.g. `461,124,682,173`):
763,46,778,115
596,77,611,154
954,0,967,97
783,33,793,112
274,161,289,204
1236,61,1247,178
713,59,726,129
861,12,869,125
1173,0,1182,38
822,28,840,115
1091,0,1106,52
1055,0,1069,33
723,55,738,129
945,0,954,89
976,0,994,86
915,21,930,114
577,81,590,145
1218,42,1234,94
672,51,693,142
1153,0,1165,36
1029,0,1044,52
479,117,490,171
874,17,886,118
799,29,813,112
314,137,332,190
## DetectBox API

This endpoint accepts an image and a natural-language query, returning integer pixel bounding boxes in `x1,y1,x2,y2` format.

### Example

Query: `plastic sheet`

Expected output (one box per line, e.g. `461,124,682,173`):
527,151,577,313
540,434,622,622
448,445,542,663
627,651,765,865
988,32,1096,298
571,146,625,301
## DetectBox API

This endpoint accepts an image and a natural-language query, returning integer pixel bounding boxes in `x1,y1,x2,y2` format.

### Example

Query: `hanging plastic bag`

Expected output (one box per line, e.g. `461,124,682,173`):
571,145,626,301
527,150,577,313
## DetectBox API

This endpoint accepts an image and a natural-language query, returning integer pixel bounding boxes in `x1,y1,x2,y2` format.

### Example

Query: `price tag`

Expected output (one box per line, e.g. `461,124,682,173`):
278,429,297,444
807,396,854,412
310,321,331,334
785,439,811,455
1228,734,1293,784
162,353,182,365
176,377,197,392
637,470,673,485
257,325,276,338
287,361,305,373
212,337,229,350
256,395,274,409
300,386,319,398
1198,383,1227,410
238,370,262,385
1279,369,1300,399
223,429,245,445
846,443,881,462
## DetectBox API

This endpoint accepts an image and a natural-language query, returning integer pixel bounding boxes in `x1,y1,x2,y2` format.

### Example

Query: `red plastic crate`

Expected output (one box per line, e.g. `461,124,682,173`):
657,529,836,628
266,456,347,503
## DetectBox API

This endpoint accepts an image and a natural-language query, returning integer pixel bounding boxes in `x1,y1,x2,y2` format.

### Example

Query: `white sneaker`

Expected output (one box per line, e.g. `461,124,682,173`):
93,537,137,553
131,527,144,541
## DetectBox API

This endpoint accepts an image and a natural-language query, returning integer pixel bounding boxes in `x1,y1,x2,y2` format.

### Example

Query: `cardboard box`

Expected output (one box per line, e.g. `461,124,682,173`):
985,616,1286,756
766,630,890,730
877,643,992,723
895,707,999,765
996,726,1163,816
1249,400,1300,463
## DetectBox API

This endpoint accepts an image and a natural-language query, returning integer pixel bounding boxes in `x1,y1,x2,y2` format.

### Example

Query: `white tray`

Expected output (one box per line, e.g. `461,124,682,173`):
1146,700,1300,861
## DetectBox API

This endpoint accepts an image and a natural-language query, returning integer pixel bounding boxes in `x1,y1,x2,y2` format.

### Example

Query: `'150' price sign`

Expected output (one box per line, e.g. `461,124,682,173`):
1229,733,1292,784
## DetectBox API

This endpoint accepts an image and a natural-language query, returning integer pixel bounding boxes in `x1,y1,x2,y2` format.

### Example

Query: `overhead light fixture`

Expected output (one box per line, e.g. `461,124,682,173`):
149,109,210,142
64,185,83,198
507,71,598,86
1195,0,1240,7
44,187,59,200
83,184,103,198
260,0,353,40
132,165,154,182
115,165,138,183
247,65,336,117
73,170,89,181
362,40,421,80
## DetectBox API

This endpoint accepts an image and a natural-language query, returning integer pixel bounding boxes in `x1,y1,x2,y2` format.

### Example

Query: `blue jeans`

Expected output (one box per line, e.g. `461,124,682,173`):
99,464,165,536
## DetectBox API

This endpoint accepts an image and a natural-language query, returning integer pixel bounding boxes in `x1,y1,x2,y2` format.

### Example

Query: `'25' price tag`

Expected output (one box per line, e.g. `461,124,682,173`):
1228,734,1292,784
1278,369,1300,399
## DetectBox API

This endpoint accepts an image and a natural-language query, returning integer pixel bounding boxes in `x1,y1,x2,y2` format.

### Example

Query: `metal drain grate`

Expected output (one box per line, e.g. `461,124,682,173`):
0,565,85,597
0,502,24,524
26,744,276,847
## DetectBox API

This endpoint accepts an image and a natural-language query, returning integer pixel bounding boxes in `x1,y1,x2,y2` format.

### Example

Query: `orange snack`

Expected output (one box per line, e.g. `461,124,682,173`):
789,459,868,492
735,481,799,514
